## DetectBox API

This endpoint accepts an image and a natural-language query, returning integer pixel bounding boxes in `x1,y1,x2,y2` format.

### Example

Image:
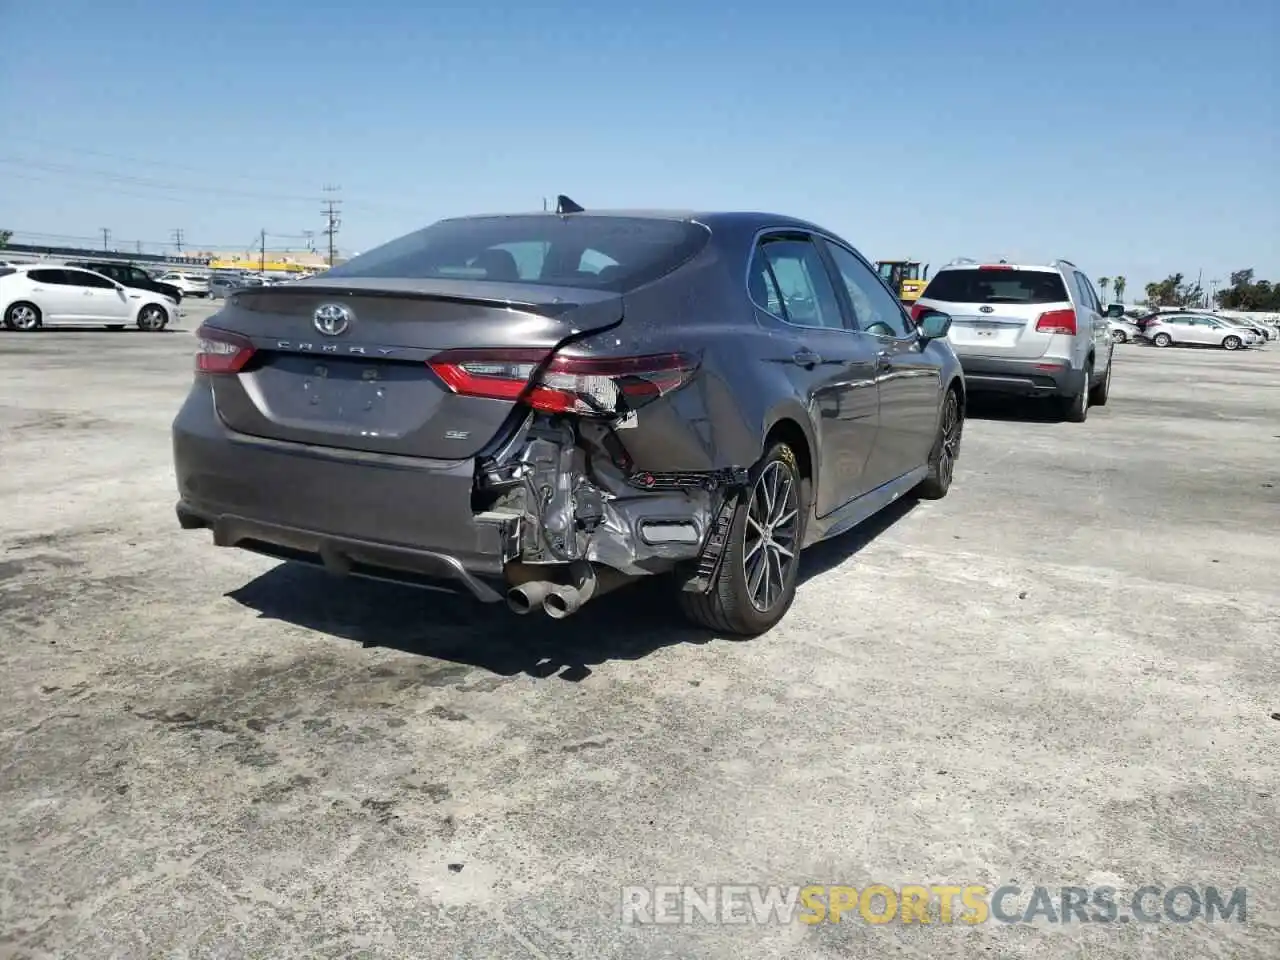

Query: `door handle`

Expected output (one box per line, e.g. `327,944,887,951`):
792,349,822,368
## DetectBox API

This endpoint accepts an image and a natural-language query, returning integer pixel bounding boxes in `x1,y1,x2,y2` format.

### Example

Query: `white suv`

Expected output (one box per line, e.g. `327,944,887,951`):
912,259,1118,422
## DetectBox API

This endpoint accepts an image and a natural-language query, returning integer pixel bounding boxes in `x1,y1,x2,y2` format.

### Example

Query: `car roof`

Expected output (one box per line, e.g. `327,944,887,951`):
438,209,829,233
933,261,1062,273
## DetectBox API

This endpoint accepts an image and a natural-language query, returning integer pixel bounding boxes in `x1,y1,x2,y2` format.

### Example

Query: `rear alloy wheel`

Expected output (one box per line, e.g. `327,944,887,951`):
917,387,962,499
1060,362,1092,423
1089,356,1112,407
1222,335,1242,351
1111,328,1127,343
136,305,169,332
1152,332,1172,347
4,301,42,331
679,442,805,636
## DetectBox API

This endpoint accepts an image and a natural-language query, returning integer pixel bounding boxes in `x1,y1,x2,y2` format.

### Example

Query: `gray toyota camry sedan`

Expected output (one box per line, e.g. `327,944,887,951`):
172,201,965,635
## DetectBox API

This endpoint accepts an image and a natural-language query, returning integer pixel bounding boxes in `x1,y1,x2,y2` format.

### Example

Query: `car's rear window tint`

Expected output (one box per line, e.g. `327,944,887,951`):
923,269,1069,305
325,215,710,292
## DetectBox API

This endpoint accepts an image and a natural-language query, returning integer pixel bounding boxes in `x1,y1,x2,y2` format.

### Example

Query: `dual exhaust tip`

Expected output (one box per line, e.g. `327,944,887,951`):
505,580,585,619
506,562,629,619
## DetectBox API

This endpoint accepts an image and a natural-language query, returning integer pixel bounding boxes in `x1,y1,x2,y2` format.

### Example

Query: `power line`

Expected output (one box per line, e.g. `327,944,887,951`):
0,156,319,203
15,138,317,189
5,229,328,254
0,155,405,213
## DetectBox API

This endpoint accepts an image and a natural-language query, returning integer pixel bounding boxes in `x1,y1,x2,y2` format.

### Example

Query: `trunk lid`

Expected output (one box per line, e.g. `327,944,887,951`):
206,279,622,460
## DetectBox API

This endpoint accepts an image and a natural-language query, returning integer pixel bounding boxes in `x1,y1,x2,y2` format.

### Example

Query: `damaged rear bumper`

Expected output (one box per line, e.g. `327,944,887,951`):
173,390,741,604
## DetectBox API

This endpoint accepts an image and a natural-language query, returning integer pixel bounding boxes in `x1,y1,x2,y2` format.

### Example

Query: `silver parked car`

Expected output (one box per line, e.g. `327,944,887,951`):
1214,315,1270,344
1144,314,1257,350
911,258,1118,422
1107,316,1143,343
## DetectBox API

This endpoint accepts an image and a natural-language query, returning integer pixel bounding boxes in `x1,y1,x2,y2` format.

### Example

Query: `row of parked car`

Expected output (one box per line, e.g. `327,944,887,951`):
0,261,186,331
1107,311,1276,350
0,258,332,330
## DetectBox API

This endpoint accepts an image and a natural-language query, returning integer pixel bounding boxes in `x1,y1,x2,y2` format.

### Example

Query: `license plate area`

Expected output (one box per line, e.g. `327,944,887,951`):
951,318,1021,347
250,354,442,436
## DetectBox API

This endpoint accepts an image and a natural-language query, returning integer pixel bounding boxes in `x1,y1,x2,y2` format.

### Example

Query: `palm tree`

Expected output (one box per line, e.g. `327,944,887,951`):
1098,277,1111,303
1113,276,1126,303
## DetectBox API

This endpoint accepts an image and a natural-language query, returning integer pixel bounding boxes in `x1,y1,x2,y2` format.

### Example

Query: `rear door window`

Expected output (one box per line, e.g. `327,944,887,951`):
923,268,1069,305
748,236,847,330
29,269,70,284
65,270,116,289
1073,272,1101,314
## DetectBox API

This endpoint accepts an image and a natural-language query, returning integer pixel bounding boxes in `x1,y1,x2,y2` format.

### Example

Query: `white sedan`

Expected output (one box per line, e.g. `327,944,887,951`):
0,264,180,331
157,271,211,297
1144,314,1258,351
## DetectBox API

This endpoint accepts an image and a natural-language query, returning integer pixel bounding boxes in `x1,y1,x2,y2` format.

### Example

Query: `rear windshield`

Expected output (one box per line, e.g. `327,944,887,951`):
325,215,711,292
923,268,1069,305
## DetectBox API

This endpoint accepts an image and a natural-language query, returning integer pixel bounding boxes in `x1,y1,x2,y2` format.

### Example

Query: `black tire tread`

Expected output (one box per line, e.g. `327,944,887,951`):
678,442,802,636
916,386,961,500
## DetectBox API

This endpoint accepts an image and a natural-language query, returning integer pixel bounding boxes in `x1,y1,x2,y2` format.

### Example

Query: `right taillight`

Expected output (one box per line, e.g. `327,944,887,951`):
1035,309,1077,336
428,348,700,416
195,325,256,374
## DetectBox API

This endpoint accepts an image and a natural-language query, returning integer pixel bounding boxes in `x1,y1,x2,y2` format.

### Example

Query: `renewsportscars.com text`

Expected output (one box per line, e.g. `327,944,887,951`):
621,884,1247,926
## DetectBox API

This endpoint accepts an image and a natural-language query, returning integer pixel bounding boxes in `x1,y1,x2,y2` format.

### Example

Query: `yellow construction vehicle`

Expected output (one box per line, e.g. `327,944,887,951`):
875,260,930,304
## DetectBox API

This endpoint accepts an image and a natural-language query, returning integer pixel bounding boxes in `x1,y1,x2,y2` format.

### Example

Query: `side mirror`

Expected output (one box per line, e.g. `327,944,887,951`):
1106,303,1125,318
916,309,952,340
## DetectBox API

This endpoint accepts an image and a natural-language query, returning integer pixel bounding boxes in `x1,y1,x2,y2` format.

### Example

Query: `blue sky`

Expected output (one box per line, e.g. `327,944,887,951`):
1,0,1276,295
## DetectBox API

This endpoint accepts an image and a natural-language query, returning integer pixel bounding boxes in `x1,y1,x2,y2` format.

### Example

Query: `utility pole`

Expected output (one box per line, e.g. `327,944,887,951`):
259,229,267,275
302,229,315,253
321,184,342,266
100,228,111,251
171,228,184,253
136,240,143,254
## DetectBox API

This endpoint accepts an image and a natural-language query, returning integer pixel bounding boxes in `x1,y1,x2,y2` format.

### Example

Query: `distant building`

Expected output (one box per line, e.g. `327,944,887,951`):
202,250,330,273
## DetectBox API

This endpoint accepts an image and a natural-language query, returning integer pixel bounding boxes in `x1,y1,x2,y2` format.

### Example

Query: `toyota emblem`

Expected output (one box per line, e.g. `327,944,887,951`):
313,303,353,336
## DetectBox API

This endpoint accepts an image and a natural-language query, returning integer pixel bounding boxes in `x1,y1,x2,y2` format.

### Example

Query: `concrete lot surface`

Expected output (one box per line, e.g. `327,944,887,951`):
1,327,1277,959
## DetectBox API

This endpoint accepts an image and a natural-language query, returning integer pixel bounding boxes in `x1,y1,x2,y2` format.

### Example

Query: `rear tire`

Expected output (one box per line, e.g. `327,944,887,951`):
1089,356,1112,407
4,301,41,331
1060,362,1092,423
1111,329,1127,343
679,441,805,636
1152,332,1172,347
916,387,962,500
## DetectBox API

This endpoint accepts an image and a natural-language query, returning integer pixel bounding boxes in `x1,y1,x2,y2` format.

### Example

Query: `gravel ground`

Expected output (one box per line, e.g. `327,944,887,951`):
1,323,1277,960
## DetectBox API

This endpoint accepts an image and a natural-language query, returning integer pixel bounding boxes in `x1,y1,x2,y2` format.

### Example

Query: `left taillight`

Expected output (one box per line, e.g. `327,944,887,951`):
428,348,700,416
195,324,255,374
